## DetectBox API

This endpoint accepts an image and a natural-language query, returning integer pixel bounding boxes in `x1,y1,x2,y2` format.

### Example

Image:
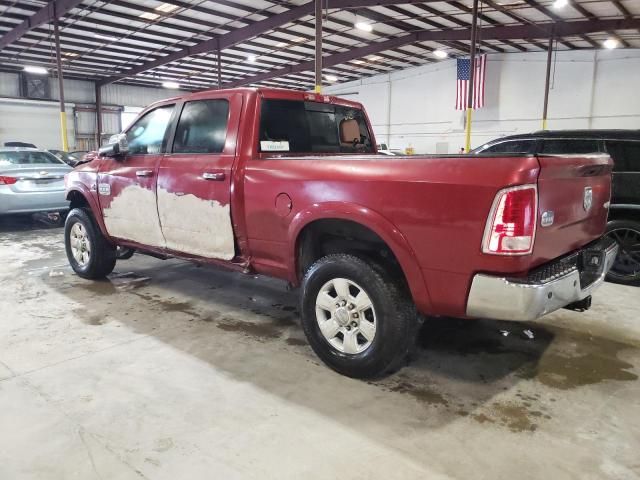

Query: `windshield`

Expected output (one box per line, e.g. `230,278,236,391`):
0,151,66,166
259,99,373,154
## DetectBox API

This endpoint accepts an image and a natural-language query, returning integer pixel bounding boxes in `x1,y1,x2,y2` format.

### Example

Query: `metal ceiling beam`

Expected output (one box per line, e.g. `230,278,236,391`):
0,0,84,49
97,0,438,85
227,17,640,88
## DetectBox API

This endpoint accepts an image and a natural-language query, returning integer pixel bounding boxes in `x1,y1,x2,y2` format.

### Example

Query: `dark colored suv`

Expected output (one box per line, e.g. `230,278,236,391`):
473,130,640,285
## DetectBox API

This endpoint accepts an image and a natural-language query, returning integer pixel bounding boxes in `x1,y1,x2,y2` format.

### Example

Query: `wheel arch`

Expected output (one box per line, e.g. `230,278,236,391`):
288,202,432,313
65,186,110,238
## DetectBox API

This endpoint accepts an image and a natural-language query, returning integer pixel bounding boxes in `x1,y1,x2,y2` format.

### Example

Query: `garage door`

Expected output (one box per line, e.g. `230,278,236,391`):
0,99,75,150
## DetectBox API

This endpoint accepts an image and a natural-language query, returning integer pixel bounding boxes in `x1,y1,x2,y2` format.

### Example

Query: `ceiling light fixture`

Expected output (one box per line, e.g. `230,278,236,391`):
23,65,48,75
162,81,180,89
140,11,160,20
155,2,179,13
248,55,257,63
552,0,568,8
325,74,338,82
355,22,373,32
433,49,448,58
94,33,117,41
603,38,619,49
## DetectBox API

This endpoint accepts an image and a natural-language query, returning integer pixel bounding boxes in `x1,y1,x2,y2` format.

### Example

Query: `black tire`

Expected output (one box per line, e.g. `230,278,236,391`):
605,219,640,286
116,246,135,260
300,254,417,379
64,208,116,279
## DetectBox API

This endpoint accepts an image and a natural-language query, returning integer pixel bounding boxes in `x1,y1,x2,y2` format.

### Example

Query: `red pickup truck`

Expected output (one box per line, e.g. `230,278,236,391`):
64,87,618,378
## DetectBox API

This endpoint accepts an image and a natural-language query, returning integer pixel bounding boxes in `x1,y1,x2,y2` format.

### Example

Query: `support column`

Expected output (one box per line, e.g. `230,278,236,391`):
464,0,479,153
95,82,103,148
53,17,69,151
314,0,322,93
217,39,222,89
542,33,554,130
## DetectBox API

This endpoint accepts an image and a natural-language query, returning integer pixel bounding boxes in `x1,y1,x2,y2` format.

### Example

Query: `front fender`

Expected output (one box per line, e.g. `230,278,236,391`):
66,182,110,239
287,201,432,313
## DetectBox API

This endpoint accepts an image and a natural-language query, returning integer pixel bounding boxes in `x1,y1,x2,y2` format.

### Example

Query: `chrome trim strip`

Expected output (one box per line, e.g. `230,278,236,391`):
466,241,618,321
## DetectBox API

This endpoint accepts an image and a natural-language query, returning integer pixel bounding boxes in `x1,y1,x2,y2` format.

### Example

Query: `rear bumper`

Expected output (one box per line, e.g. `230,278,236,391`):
466,237,618,321
0,189,69,214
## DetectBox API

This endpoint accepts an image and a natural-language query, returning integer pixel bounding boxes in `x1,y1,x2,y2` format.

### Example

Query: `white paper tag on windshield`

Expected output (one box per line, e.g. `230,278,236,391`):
260,140,290,152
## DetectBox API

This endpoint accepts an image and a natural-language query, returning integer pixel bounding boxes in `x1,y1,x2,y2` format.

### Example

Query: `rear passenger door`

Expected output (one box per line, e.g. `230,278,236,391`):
605,140,640,205
156,94,242,260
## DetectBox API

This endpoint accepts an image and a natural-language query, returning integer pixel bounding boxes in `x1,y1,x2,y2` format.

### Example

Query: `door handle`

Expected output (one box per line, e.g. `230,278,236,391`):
202,172,225,181
136,170,154,177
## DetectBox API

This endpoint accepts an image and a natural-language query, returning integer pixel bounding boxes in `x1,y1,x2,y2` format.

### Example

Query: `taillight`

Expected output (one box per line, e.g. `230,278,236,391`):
0,176,18,185
482,185,537,255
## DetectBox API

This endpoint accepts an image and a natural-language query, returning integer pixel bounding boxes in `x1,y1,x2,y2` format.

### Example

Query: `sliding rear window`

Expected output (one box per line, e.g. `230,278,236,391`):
259,99,373,154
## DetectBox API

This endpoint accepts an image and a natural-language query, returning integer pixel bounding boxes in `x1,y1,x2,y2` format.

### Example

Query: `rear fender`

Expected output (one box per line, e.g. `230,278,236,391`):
288,202,432,313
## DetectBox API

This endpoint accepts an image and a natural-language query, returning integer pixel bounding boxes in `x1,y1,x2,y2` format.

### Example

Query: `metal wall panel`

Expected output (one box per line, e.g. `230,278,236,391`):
101,83,178,107
0,72,20,97
0,98,75,149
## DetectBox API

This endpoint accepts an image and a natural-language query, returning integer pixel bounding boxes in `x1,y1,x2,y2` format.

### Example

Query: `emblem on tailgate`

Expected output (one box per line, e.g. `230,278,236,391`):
583,187,593,211
541,211,554,227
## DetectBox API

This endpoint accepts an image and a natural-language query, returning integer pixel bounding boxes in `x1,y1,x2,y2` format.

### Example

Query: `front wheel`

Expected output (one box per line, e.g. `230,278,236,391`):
605,219,640,286
300,254,417,379
64,208,116,279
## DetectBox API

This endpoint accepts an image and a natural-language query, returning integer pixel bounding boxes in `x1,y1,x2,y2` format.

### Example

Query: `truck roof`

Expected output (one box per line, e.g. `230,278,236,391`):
149,87,364,111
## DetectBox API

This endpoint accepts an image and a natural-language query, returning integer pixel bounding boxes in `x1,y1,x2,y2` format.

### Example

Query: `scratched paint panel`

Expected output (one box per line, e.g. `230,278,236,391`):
102,185,166,248
157,188,235,260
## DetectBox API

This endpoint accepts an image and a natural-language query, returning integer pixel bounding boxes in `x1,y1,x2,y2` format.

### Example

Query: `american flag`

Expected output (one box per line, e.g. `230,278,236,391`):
456,54,487,110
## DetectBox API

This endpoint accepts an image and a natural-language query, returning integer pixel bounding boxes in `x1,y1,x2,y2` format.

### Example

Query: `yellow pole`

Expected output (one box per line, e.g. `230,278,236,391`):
465,108,473,152
59,112,69,151
53,17,69,151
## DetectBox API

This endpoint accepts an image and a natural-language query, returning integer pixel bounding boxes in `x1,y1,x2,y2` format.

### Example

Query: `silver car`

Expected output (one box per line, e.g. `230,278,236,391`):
0,148,72,215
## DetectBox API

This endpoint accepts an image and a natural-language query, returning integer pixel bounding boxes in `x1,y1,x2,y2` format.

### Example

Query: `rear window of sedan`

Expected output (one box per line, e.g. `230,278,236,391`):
0,151,66,166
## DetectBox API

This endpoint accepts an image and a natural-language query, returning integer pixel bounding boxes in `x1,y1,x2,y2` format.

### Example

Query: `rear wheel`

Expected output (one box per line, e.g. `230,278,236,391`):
605,219,640,285
300,254,417,379
64,208,116,279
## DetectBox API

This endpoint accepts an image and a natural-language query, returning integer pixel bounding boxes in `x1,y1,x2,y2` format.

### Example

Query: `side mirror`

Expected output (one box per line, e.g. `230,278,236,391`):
99,133,129,158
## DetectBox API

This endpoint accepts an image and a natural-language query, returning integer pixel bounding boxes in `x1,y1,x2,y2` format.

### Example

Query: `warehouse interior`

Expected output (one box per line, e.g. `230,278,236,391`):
1,1,639,479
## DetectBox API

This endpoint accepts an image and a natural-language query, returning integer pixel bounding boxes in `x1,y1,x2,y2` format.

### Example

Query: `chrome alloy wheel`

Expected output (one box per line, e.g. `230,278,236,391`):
315,278,377,354
70,222,91,267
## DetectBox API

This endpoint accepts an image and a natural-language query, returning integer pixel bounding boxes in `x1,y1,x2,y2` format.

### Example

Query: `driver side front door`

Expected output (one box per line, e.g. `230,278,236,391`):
97,104,175,249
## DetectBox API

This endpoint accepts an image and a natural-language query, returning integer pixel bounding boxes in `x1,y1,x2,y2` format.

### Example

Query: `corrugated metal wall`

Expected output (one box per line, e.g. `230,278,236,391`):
0,73,181,149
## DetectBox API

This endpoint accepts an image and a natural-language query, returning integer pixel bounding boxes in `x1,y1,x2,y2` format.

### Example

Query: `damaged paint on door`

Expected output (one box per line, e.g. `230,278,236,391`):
157,188,235,260
102,184,166,248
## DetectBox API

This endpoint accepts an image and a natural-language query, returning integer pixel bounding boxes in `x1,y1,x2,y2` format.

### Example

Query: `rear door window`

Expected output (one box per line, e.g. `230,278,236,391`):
480,139,534,154
259,99,373,154
539,139,602,155
605,140,640,172
172,100,230,154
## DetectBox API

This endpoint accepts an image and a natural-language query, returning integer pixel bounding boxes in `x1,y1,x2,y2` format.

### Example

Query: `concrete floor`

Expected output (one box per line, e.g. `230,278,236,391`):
1,215,639,480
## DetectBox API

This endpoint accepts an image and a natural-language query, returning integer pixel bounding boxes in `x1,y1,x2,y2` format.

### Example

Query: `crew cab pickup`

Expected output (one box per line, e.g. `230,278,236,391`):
64,87,617,378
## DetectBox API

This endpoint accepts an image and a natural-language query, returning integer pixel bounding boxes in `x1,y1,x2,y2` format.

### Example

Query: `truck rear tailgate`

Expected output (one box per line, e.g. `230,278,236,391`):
534,153,612,263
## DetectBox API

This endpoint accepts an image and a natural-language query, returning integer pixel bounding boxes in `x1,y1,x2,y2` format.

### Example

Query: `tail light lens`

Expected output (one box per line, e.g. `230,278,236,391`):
0,176,18,185
482,185,537,255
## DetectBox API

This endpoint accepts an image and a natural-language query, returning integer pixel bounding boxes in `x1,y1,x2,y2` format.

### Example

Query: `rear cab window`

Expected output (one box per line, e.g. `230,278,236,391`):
259,98,373,154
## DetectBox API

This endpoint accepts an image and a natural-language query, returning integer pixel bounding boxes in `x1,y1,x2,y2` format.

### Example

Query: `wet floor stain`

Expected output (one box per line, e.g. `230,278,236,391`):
387,381,448,407
517,326,639,390
83,314,107,326
216,319,284,341
285,337,308,347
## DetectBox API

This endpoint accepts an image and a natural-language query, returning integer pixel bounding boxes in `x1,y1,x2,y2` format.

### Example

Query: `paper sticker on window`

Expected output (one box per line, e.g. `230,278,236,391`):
260,140,290,152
